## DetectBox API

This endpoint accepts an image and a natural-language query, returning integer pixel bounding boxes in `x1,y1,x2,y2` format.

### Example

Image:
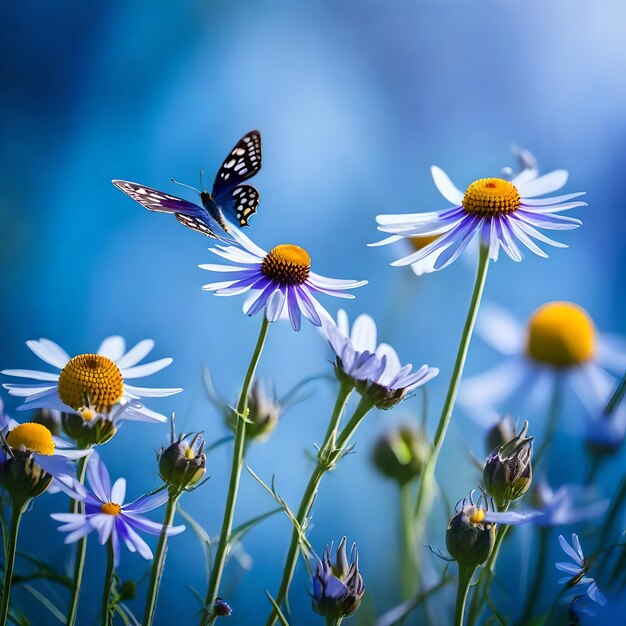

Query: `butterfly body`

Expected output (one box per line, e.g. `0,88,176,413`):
113,130,262,239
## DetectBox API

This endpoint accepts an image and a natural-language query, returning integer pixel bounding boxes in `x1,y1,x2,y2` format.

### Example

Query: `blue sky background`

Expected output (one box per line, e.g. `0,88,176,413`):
1,1,625,624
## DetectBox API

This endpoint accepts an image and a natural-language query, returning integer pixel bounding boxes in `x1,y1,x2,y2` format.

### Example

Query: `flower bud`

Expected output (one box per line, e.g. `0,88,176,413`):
446,496,496,567
213,598,232,617
158,418,206,492
62,411,116,448
0,451,52,504
312,537,365,621
244,381,281,442
372,425,429,485
358,380,408,410
483,421,533,504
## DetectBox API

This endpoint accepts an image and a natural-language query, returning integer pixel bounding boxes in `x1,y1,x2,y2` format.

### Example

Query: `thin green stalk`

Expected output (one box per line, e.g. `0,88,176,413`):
454,565,476,626
399,484,416,600
201,317,270,625
0,498,28,626
143,490,181,626
604,370,626,415
534,376,562,468
101,539,115,626
264,393,371,626
519,526,550,624
414,244,490,524
66,454,89,626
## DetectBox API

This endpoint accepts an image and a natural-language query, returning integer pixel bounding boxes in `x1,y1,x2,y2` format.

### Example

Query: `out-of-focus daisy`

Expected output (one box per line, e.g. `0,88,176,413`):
460,302,626,414
52,455,184,566
555,533,606,606
199,230,367,331
322,310,439,408
2,336,182,424
484,479,608,527
371,158,585,271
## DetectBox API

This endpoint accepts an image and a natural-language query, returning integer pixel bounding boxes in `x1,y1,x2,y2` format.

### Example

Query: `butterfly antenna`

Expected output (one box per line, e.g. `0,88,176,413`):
199,168,206,192
170,178,200,194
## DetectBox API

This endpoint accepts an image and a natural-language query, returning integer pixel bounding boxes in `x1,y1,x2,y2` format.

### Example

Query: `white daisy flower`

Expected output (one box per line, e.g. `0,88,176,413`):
371,157,586,271
459,302,626,415
2,336,182,424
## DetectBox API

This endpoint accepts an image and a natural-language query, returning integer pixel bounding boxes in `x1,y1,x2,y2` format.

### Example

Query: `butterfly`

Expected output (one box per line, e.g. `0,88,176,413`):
112,130,262,239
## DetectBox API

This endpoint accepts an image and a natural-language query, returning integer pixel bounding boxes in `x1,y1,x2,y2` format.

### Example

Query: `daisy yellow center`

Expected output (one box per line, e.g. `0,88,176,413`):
6,422,55,455
526,302,595,368
261,244,311,286
58,354,124,412
462,178,521,216
101,502,122,516
468,507,486,524
408,234,440,251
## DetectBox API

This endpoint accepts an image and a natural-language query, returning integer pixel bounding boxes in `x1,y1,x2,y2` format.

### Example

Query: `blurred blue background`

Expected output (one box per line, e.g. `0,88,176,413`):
1,1,625,624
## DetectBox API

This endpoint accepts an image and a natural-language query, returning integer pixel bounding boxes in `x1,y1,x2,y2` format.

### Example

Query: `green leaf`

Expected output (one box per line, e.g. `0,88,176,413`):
22,585,65,623
205,434,234,454
265,591,290,626
178,504,212,581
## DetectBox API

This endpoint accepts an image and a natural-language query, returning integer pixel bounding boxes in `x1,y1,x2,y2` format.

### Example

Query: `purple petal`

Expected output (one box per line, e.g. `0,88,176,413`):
123,489,168,514
287,287,302,332
87,455,112,502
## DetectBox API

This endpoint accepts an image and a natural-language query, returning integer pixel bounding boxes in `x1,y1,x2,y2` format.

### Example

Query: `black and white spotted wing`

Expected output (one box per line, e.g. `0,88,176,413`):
112,180,200,216
175,214,219,239
212,131,262,226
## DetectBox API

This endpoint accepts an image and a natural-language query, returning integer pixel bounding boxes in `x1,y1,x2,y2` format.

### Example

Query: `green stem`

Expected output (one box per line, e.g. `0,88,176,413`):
454,565,476,626
400,484,416,600
66,454,89,626
604,370,626,415
201,317,270,625
519,526,550,624
264,392,371,626
0,499,28,626
534,376,562,468
101,539,115,626
414,244,490,522
143,491,181,626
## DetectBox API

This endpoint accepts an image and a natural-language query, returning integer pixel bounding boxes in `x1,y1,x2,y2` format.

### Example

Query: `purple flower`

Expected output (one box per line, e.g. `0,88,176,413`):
199,230,367,331
555,533,606,606
52,454,184,566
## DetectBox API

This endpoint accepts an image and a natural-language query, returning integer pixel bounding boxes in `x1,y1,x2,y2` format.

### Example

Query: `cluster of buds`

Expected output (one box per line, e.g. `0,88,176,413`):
158,416,206,493
241,380,281,442
446,492,496,567
312,537,365,622
371,424,429,485
483,421,533,505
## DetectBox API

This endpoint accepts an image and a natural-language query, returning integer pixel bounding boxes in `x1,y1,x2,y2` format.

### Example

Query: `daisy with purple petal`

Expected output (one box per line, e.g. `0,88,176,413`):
52,454,184,567
322,309,439,408
2,336,182,429
371,156,585,271
199,230,367,331
555,533,606,606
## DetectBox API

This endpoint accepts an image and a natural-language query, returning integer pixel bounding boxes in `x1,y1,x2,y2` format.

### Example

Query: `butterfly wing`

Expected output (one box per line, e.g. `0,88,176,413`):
212,131,262,224
175,214,220,239
112,180,201,215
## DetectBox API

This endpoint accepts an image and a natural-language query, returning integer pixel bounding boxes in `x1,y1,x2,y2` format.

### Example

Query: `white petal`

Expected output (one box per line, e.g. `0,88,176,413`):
116,340,155,369
517,170,568,197
26,339,69,369
111,478,127,505
431,166,464,205
1,369,59,382
350,315,377,353
477,305,525,355
598,333,626,372
121,358,172,379
3,383,57,397
97,336,126,361
123,385,182,398
459,358,529,408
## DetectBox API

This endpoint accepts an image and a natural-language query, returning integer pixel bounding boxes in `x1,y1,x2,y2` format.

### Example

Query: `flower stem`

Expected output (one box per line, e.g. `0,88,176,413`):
101,538,115,626
143,490,181,626
66,454,89,626
414,244,489,524
454,565,476,626
264,388,370,626
201,317,270,625
0,498,28,626
400,483,417,599
534,375,562,468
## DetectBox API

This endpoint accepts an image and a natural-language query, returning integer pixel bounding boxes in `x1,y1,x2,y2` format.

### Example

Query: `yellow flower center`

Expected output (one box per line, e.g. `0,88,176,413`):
408,234,440,252
58,354,124,413
101,502,122,515
462,178,521,216
468,507,486,524
526,302,595,368
261,244,311,286
6,422,55,455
